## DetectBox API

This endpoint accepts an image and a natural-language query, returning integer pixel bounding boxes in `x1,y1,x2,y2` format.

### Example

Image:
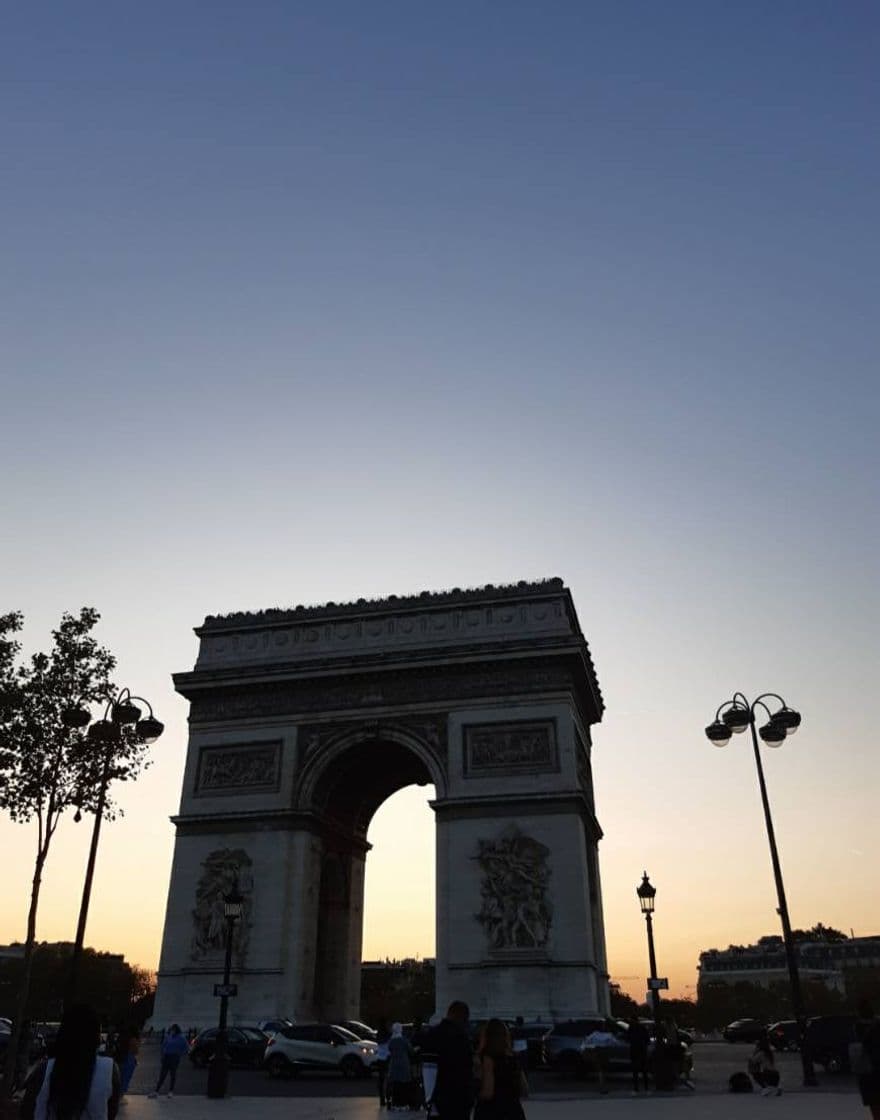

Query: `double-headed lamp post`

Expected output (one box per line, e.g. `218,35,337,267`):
206,885,244,1100
62,687,164,1001
636,873,663,1042
705,692,817,1087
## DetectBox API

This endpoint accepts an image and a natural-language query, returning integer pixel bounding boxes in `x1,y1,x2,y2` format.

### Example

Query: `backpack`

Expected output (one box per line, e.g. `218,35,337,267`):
729,1071,753,1093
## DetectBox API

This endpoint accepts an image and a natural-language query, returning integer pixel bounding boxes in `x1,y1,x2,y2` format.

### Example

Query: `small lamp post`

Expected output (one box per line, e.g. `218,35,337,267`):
206,885,244,1100
64,687,163,1001
705,691,817,1087
636,872,663,1043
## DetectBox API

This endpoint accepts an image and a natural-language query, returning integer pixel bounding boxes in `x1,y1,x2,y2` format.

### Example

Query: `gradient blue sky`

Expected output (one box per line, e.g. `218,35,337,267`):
2,2,878,999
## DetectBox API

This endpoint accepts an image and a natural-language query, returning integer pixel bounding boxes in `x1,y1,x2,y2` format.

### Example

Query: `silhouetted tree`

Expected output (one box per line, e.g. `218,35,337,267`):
608,983,639,1019
0,609,152,1095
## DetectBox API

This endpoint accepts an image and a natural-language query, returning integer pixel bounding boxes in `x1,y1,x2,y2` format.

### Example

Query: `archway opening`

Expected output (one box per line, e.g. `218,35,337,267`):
309,738,436,1020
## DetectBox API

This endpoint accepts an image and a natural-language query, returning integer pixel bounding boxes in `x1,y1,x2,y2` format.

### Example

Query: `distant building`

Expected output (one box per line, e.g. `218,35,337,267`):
698,935,880,995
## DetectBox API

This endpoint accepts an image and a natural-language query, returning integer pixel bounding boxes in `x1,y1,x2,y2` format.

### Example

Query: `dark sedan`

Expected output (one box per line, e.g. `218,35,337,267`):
722,1019,766,1043
189,1027,268,1068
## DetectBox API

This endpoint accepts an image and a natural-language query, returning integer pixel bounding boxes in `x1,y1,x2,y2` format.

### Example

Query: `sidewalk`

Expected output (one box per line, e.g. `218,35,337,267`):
118,1093,861,1120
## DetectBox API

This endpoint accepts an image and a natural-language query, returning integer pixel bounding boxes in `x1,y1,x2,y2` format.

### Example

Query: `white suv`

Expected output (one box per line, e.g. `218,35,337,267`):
264,1023,377,1079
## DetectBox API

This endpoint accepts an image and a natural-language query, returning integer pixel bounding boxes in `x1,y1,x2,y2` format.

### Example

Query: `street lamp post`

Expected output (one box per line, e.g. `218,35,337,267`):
63,688,164,1002
206,885,244,1100
636,873,663,1042
705,692,817,1087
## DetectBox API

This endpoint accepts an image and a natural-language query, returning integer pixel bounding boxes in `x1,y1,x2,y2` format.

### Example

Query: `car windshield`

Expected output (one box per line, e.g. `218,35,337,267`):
241,1029,266,1040
332,1026,361,1043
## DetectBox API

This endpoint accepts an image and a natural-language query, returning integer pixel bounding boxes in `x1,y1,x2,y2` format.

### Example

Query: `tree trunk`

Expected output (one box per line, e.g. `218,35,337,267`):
1,844,47,1097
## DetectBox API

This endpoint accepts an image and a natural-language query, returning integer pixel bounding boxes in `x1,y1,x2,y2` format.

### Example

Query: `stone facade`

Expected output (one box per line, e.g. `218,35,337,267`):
153,579,609,1026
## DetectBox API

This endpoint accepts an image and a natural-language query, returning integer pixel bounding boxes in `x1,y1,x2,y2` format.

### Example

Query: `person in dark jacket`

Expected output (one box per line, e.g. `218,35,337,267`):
857,1000,880,1119
475,1019,526,1120
627,1016,650,1093
425,1001,473,1120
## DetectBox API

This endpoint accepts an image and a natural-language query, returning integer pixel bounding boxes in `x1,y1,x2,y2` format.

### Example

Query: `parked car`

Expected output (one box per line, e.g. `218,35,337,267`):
264,1023,378,1079
768,1020,800,1052
722,1019,766,1043
189,1027,268,1068
546,1019,608,1071
256,1018,294,1037
338,1020,377,1041
803,1015,857,1073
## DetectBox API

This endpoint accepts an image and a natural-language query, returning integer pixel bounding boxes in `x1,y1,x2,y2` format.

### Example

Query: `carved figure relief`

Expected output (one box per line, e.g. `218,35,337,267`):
474,826,552,951
191,848,253,961
196,743,280,794
464,721,558,774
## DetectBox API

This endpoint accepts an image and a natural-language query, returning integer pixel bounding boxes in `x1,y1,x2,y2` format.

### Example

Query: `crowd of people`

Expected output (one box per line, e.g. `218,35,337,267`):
8,996,880,1118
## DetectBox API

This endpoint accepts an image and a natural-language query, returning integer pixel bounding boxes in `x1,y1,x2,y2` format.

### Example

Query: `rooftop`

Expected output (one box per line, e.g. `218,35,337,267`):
200,577,569,630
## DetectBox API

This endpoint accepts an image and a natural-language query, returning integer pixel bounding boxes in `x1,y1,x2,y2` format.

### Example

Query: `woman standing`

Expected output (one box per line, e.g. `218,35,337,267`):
148,1024,189,1098
387,1022,414,1110
856,1000,880,1120
22,1003,119,1120
475,1019,527,1120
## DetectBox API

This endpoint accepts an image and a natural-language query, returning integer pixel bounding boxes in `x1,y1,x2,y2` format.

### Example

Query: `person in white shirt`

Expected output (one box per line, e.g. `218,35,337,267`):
22,1003,119,1120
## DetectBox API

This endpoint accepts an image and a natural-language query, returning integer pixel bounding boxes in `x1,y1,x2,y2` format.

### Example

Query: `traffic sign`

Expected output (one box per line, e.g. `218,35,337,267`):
647,977,669,991
213,983,238,997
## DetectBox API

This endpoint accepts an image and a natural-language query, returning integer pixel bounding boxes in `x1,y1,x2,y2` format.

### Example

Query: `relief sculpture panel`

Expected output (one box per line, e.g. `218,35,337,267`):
191,848,253,962
474,826,552,951
196,742,281,795
464,720,558,775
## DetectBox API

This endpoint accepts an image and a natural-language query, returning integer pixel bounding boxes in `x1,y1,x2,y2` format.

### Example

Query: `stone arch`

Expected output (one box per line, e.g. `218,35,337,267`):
154,581,609,1027
295,722,446,830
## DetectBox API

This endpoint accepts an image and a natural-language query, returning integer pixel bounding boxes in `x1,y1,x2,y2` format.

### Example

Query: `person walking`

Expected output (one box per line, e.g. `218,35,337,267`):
474,1019,527,1120
20,1003,120,1120
375,1019,392,1106
112,1025,139,1098
856,1000,880,1119
388,1022,415,1110
626,1016,650,1094
425,1001,474,1120
148,1024,188,1098
748,1031,781,1097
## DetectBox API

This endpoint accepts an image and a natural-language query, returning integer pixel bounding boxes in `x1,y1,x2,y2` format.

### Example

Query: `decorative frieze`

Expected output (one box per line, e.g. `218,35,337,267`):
194,590,573,669
185,661,579,724
464,720,558,775
195,742,281,795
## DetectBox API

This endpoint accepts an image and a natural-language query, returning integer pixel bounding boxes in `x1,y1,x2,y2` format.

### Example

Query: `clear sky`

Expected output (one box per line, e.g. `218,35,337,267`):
1,2,878,1003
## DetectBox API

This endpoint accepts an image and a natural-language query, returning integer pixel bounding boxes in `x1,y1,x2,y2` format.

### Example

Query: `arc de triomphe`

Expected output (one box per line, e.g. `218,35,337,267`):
152,578,609,1025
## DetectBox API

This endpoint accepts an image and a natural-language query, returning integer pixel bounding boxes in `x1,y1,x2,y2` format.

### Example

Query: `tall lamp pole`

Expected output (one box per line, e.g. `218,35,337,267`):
705,692,817,1087
206,885,244,1100
636,873,662,1041
63,688,163,1001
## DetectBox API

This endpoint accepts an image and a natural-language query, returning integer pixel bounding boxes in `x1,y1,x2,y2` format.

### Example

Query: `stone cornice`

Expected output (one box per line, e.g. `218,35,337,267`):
187,581,603,714
200,578,567,630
